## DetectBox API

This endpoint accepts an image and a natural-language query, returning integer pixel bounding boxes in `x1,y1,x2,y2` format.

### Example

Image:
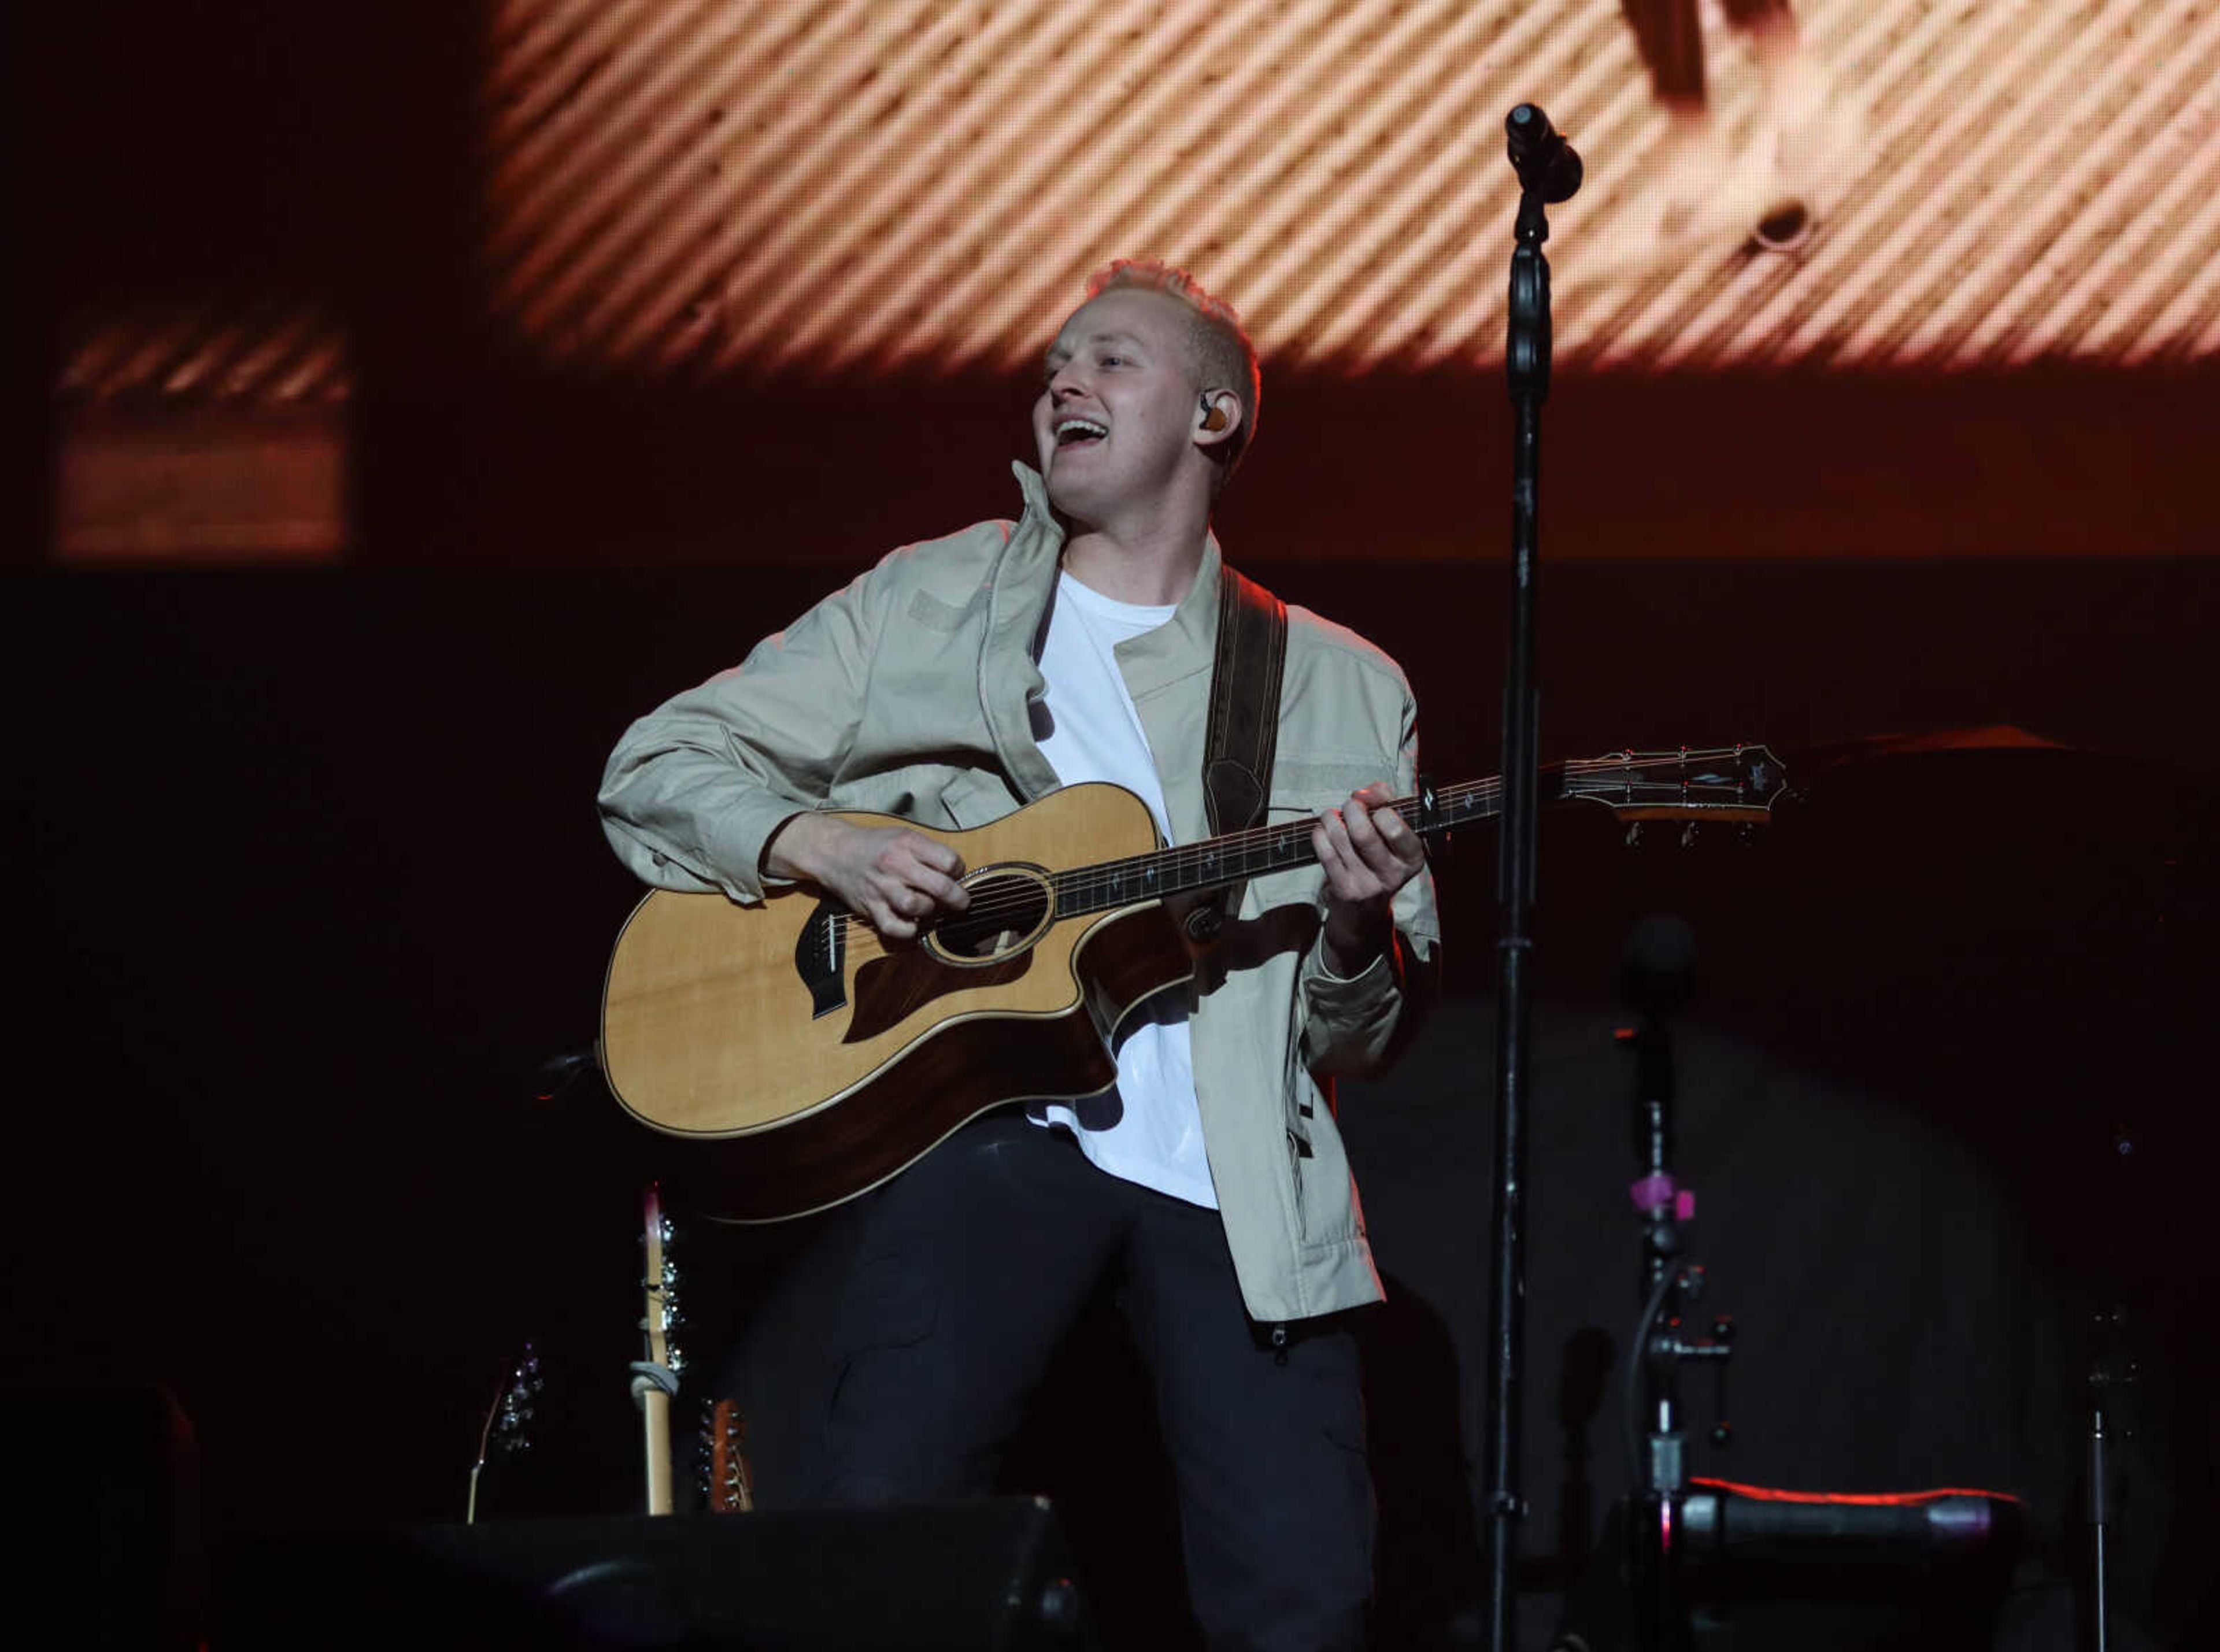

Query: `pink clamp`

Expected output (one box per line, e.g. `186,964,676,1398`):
1629,1175,1696,1221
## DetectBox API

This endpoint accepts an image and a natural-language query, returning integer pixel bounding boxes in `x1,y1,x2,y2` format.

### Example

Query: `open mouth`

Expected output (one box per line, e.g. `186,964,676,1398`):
1054,417,1108,450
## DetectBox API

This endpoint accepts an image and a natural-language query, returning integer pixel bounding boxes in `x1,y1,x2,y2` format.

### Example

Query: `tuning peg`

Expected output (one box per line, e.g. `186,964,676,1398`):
1679,823,1697,850
1625,822,1642,848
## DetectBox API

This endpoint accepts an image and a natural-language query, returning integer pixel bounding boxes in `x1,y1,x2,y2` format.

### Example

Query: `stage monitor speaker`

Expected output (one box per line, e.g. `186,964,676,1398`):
218,1497,1095,1650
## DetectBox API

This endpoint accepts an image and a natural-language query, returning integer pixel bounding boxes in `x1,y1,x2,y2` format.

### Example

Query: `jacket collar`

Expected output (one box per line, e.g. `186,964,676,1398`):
977,465,1064,800
1009,461,1225,699
1113,534,1222,698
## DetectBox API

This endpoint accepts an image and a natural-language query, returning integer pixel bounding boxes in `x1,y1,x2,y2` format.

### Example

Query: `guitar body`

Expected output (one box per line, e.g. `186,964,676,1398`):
601,783,1192,1222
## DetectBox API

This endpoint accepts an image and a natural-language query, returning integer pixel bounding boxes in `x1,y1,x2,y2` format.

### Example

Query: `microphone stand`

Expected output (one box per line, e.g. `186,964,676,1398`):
1614,915,1733,1652
1483,103,1582,1652
2080,1117,2141,1652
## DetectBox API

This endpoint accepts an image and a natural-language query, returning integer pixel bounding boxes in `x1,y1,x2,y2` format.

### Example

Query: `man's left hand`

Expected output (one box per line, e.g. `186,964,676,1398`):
1313,782,1427,977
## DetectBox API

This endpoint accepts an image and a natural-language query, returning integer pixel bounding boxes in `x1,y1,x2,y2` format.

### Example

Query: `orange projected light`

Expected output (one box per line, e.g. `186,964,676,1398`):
58,306,352,408
482,0,2220,376
54,306,350,565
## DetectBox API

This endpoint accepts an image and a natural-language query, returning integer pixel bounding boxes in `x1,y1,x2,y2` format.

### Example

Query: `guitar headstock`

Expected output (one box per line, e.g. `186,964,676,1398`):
466,1341,543,1523
641,1184,685,1381
490,1343,543,1459
700,1396,756,1514
636,1184,687,1516
1564,746,1788,836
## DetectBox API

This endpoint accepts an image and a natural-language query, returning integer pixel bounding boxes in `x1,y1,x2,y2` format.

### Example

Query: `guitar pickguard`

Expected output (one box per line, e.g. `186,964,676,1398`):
846,944,1033,1043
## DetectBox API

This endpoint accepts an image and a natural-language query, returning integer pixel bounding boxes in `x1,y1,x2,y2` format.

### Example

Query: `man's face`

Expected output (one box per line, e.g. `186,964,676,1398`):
1032,288,1202,528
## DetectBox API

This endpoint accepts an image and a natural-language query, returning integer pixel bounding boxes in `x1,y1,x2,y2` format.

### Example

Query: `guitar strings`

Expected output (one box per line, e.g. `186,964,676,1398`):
834,775,1493,954
833,750,1762,947
908,749,1760,938
827,749,1766,956
832,804,1389,960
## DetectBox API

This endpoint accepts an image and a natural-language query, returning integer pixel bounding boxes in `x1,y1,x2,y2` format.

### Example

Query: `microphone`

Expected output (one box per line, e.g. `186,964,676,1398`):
1619,912,1697,1018
1505,103,1584,202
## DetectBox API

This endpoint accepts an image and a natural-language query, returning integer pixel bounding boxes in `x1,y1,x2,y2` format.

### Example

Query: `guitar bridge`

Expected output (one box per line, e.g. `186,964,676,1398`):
795,899,848,1020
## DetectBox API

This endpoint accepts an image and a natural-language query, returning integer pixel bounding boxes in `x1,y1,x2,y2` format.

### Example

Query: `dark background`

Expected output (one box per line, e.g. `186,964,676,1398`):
10,4,2218,1646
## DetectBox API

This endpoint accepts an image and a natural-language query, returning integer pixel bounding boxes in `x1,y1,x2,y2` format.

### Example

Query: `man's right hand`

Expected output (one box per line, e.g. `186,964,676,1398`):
763,813,970,940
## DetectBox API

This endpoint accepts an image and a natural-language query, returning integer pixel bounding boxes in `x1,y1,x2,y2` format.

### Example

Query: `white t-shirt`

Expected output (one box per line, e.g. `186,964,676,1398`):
1027,571,1218,1210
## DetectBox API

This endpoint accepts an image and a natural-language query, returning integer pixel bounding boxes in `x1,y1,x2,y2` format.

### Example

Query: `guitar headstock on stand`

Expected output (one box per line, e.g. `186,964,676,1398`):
635,1184,758,1514
632,1184,684,1516
465,1342,543,1524
702,1398,756,1513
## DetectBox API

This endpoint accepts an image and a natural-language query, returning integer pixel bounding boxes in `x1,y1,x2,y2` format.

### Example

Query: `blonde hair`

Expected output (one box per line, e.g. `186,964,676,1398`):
1085,258,1261,474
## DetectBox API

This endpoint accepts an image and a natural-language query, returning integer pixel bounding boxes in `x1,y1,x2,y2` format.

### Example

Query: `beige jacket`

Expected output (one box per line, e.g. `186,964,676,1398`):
599,464,1440,1323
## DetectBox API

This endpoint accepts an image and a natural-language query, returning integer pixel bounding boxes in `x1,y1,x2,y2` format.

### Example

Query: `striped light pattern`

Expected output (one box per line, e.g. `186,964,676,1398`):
481,0,2220,376
58,304,351,407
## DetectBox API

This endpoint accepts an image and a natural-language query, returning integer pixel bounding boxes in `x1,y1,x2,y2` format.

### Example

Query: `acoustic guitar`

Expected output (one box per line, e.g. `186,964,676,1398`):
600,746,1785,1222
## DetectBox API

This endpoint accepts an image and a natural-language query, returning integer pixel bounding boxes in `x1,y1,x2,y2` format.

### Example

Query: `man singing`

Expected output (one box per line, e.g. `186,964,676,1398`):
600,260,1438,1650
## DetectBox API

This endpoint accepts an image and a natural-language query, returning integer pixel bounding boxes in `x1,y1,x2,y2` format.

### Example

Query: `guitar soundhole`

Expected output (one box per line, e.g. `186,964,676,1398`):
928,866,1054,964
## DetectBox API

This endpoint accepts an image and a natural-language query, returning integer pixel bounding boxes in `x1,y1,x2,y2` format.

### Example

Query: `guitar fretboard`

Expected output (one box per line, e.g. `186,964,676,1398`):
1049,775,1503,917
1044,748,1777,918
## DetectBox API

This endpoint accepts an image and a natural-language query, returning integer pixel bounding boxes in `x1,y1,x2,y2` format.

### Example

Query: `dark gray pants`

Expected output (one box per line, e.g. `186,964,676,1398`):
816,1111,1372,1652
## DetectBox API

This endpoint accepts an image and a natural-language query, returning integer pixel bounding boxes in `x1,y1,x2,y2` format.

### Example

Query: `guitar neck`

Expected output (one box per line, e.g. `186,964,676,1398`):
1048,747,1779,917
1048,776,1496,917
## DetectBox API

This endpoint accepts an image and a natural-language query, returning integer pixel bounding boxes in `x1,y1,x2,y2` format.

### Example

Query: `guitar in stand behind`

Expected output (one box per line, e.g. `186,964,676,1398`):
464,1343,542,1524
601,746,1788,1223
704,1398,756,1514
631,1184,683,1516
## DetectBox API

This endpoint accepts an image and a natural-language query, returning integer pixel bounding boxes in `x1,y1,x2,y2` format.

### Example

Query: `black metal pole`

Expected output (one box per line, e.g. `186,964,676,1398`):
1620,912,1723,1652
1629,960,1688,1652
1484,102,1581,1652
2081,1117,2141,1652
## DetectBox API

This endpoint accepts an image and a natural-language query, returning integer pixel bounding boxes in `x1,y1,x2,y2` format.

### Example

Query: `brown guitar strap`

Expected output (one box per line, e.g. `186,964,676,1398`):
1190,564,1286,940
